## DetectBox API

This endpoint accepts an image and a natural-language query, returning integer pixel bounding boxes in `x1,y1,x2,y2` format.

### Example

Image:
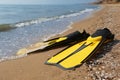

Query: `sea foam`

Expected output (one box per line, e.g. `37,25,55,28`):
14,8,94,28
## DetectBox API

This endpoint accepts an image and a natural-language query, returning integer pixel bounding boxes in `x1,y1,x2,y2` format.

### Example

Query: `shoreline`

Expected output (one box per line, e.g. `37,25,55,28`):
0,4,120,80
0,5,98,59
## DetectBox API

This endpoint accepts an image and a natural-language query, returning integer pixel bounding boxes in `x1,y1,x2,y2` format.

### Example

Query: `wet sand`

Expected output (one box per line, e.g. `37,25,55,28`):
0,4,120,80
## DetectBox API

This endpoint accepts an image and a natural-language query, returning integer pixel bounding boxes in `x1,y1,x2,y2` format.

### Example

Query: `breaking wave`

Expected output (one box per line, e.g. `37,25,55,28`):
13,8,94,28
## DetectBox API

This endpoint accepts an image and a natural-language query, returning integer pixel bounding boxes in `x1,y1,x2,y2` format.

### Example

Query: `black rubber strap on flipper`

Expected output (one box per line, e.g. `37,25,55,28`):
45,31,82,42
42,31,90,51
92,28,114,40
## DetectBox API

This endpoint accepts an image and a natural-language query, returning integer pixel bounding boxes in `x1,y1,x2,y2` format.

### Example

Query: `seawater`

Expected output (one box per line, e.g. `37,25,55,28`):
0,4,99,61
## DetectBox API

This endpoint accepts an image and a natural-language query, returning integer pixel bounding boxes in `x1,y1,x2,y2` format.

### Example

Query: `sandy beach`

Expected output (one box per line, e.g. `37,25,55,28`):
0,4,120,80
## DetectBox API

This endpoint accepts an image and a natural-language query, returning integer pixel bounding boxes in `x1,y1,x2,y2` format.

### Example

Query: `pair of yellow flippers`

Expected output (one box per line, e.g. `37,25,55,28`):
45,28,114,70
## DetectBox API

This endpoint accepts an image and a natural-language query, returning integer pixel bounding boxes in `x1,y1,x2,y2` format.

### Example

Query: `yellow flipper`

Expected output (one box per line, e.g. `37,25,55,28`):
58,36,102,69
16,31,89,55
16,37,67,55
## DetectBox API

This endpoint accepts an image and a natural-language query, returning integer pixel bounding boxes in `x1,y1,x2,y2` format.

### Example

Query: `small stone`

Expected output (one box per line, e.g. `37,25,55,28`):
95,71,100,74
93,67,97,71
98,67,102,71
101,66,105,69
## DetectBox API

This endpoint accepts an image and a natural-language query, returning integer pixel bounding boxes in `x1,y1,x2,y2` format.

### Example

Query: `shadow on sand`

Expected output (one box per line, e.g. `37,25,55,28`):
86,39,120,65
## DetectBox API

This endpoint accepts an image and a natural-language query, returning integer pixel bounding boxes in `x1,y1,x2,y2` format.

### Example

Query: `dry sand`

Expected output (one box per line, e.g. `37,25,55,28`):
0,4,120,80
